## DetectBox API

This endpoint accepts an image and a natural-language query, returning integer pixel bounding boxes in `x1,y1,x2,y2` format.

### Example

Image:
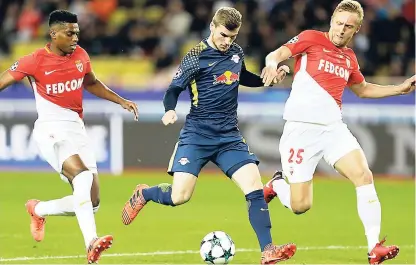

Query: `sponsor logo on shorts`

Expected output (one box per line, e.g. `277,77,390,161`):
178,157,190,165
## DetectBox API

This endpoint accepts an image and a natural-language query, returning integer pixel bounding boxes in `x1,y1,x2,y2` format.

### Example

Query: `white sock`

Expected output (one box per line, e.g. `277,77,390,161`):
272,178,292,210
356,183,381,252
73,171,97,249
34,196,75,217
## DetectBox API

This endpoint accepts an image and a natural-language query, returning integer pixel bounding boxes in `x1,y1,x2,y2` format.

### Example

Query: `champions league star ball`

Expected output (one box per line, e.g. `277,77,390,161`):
200,231,236,264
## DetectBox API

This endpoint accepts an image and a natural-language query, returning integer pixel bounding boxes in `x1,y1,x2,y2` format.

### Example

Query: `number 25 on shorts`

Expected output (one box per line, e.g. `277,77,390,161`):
288,148,304,164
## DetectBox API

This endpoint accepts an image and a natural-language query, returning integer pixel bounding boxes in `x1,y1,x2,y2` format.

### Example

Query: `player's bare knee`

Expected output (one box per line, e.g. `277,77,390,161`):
171,189,193,205
291,200,312,214
171,193,191,205
231,164,263,194
292,203,311,215
352,169,373,187
61,154,89,180
245,177,263,194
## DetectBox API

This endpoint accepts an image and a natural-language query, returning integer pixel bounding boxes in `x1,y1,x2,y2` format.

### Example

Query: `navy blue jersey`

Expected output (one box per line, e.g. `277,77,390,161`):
170,39,247,144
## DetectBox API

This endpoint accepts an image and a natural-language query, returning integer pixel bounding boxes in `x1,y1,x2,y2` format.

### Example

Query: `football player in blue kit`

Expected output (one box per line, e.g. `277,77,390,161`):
121,7,294,264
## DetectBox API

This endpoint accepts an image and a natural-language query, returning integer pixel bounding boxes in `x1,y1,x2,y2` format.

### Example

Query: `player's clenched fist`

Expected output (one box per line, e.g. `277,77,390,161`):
274,65,290,84
162,110,178,125
121,99,139,121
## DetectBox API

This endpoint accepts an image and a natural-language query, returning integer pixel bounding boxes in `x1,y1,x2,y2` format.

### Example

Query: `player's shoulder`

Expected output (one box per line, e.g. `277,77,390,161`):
73,45,90,58
231,42,243,53
186,40,209,58
300,29,326,39
27,46,49,61
343,47,360,66
343,47,358,58
286,30,324,45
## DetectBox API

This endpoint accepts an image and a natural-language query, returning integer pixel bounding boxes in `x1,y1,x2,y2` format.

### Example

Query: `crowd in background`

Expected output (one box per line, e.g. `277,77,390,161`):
0,0,414,78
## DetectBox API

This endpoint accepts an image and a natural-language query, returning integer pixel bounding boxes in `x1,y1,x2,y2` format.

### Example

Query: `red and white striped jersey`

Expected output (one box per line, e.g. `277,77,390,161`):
283,30,364,124
8,44,91,121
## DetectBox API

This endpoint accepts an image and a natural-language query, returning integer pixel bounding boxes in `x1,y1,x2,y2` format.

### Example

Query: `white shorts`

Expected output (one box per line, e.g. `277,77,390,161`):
279,121,361,183
33,119,98,183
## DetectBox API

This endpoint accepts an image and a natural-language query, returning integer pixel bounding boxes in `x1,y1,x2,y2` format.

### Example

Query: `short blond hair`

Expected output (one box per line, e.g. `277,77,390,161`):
212,7,242,31
333,0,364,25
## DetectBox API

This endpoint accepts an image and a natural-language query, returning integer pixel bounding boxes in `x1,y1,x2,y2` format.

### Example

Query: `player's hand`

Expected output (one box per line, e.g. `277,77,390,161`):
261,65,290,86
261,66,278,86
399,75,415,94
162,110,178,126
272,65,290,84
121,99,139,121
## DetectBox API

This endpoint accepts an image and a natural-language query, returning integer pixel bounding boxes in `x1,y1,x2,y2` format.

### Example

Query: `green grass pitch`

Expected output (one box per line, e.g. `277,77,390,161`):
0,171,414,264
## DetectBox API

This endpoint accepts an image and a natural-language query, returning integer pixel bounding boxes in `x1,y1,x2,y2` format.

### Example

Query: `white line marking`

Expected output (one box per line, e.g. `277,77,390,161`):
0,245,413,262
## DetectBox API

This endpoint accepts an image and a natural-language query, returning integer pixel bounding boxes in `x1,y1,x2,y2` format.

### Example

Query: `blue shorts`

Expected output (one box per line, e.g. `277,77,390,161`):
167,139,259,178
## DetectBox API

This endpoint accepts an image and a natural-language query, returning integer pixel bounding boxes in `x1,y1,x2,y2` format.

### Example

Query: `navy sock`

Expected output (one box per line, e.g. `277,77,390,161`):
246,189,273,251
142,183,176,206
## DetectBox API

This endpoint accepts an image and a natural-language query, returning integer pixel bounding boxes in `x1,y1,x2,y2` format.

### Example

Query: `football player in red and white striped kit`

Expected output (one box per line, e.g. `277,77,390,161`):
260,1,414,264
0,10,138,264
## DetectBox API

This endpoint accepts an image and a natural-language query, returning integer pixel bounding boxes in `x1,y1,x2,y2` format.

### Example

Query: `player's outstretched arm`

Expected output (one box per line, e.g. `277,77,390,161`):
83,71,139,120
261,46,292,86
241,61,289,87
0,70,18,92
240,67,264,87
349,75,415,98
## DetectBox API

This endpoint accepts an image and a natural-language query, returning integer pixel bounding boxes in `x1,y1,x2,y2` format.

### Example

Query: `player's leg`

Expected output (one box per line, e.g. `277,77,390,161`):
143,143,204,205
326,123,398,263
264,122,322,214
90,173,100,213
28,143,108,252
144,172,198,205
29,122,111,263
60,152,99,245
60,140,112,263
26,125,78,241
215,141,296,263
121,142,209,225
31,157,100,217
230,162,273,251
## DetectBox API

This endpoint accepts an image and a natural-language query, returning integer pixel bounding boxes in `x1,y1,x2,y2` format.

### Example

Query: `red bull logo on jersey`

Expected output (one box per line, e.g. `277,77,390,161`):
318,59,350,81
213,71,240,85
45,78,84,94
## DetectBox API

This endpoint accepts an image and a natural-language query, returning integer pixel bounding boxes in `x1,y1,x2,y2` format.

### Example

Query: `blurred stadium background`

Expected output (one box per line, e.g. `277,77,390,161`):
0,0,414,264
0,0,414,176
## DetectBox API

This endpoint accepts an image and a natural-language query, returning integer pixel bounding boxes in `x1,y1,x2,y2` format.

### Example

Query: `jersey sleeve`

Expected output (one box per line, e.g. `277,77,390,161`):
283,30,315,56
170,51,200,89
347,55,365,86
7,54,37,81
80,47,92,74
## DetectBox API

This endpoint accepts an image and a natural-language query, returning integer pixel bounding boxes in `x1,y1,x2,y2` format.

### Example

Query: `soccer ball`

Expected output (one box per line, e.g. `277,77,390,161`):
200,231,236,264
